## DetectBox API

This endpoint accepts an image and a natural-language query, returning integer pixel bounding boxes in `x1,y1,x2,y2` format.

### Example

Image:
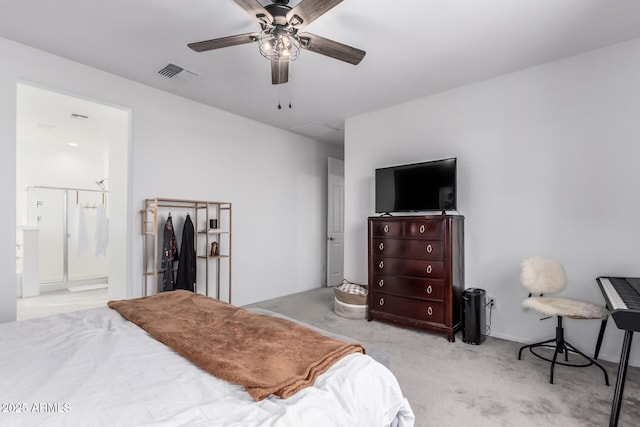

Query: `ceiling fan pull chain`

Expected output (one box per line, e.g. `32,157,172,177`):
276,85,291,109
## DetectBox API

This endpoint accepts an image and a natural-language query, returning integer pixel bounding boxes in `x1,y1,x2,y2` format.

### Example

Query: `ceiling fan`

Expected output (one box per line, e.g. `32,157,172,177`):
188,0,366,85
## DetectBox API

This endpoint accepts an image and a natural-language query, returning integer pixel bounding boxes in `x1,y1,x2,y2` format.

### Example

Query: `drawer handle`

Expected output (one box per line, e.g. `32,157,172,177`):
427,306,433,316
379,260,384,269
379,298,385,306
426,265,432,274
426,244,432,253
383,225,389,233
426,285,432,294
379,279,384,287
379,242,384,251
419,225,425,234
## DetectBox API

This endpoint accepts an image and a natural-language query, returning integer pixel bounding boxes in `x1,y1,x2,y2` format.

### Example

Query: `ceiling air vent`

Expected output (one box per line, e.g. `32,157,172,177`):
158,63,184,78
157,63,199,82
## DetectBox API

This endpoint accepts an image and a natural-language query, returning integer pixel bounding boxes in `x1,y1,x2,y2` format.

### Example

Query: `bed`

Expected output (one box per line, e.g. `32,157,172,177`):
0,291,414,426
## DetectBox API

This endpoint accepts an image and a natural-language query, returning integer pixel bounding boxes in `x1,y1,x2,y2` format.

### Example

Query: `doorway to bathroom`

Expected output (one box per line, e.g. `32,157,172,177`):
15,83,129,319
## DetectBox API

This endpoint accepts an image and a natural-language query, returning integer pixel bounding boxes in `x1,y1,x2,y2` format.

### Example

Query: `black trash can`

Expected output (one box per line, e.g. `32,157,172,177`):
462,288,486,345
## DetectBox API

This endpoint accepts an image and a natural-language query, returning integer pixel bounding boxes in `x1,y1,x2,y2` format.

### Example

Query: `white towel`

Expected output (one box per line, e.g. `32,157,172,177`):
74,203,89,255
95,203,109,257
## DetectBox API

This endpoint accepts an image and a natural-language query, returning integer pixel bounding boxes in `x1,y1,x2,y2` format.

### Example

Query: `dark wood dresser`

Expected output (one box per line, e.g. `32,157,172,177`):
367,215,464,341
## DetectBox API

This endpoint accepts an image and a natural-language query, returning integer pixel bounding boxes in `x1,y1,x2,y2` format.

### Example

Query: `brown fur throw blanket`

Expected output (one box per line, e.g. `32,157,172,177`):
108,290,365,401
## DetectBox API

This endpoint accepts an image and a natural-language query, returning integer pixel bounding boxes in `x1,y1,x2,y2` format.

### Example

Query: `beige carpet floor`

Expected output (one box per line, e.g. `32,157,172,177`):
244,287,640,427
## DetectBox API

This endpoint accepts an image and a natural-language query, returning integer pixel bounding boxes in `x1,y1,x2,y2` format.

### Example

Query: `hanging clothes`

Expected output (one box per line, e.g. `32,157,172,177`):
95,203,109,257
161,215,178,292
74,202,89,256
175,213,196,292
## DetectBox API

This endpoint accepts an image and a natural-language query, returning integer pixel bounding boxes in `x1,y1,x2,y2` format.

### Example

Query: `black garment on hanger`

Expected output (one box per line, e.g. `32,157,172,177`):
161,215,178,292
175,214,196,292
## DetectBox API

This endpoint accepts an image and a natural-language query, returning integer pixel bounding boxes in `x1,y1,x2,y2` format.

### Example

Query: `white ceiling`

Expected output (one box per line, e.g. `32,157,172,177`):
17,84,117,155
3,0,640,145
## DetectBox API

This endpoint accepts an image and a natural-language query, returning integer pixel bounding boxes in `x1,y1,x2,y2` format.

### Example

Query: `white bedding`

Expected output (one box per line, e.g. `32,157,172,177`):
0,307,414,427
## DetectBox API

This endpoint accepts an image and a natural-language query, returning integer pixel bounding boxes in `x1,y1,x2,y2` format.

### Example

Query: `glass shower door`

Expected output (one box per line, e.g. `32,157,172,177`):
26,187,109,288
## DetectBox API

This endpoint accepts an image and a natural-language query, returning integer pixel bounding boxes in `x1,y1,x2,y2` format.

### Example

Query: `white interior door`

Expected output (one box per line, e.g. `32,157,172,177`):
327,158,344,287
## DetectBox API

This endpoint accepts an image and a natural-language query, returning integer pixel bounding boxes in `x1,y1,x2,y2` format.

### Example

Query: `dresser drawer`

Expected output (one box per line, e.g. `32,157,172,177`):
372,239,443,260
371,221,402,237
371,292,444,324
404,220,444,239
373,257,445,278
372,275,444,301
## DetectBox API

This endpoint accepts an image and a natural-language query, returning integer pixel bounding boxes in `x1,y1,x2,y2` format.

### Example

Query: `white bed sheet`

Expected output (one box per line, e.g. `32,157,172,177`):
0,307,414,427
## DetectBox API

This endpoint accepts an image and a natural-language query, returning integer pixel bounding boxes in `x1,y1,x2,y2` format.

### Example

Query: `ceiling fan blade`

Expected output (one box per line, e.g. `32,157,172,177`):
188,33,259,52
271,60,289,85
233,0,273,26
286,0,343,30
298,32,365,65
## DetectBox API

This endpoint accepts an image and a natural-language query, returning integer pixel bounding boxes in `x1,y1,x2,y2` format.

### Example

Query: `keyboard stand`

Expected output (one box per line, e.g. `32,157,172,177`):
596,276,640,426
610,330,634,427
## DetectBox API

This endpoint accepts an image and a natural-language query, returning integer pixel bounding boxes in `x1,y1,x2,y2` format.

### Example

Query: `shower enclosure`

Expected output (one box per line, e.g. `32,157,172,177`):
26,186,108,291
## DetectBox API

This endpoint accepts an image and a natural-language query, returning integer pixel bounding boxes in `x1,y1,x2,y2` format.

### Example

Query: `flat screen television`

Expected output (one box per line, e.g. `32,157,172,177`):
375,157,457,214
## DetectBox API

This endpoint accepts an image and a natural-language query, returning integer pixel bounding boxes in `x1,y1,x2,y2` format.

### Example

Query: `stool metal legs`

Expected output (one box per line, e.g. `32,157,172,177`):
518,316,609,386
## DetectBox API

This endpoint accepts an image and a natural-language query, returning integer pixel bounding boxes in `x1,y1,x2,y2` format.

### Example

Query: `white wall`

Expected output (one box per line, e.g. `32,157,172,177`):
0,36,341,322
344,38,640,366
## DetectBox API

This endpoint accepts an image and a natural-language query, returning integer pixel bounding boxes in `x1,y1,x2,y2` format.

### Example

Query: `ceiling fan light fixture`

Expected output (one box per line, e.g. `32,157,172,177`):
188,0,366,85
258,27,300,62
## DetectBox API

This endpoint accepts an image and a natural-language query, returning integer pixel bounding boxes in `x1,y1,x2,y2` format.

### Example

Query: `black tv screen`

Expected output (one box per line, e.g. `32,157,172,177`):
375,158,457,213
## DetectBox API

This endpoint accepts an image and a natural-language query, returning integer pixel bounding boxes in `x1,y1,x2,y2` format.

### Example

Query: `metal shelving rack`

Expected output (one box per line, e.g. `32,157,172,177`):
141,198,232,302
